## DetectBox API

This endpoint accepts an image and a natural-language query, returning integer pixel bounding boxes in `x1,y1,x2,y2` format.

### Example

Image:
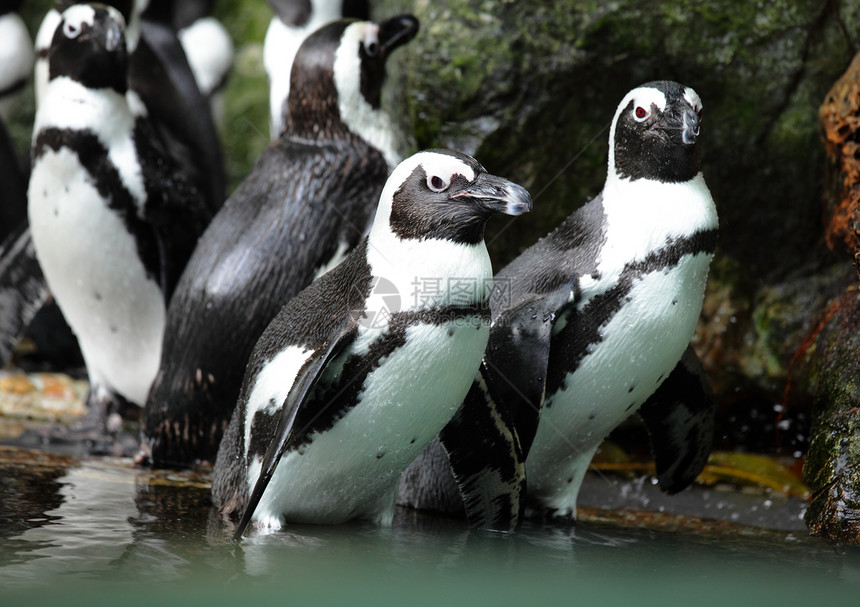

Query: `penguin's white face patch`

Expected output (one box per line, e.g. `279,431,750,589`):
624,87,667,122
684,87,702,113
61,5,127,37
361,23,381,58
333,21,400,168
417,153,477,189
59,5,97,37
370,150,478,237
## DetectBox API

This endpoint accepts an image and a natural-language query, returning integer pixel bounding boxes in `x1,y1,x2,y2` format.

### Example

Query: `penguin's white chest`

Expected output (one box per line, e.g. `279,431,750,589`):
28,147,165,404
526,251,713,512
248,316,489,528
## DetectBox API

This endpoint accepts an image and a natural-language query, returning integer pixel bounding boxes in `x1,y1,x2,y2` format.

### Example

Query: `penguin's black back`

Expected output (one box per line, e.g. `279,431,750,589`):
143,135,387,466
490,194,607,318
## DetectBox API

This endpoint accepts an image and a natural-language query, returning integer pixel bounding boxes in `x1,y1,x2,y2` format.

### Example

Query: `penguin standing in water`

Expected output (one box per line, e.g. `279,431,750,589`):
403,81,719,530
141,15,418,467
212,149,532,536
264,0,369,139
27,4,210,450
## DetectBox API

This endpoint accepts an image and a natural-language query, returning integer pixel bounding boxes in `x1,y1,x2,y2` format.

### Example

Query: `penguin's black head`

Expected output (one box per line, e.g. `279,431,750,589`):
285,15,419,139
54,0,135,20
266,0,312,27
142,0,211,30
1,1,25,16
266,0,369,26
49,4,129,93
610,81,704,184
375,149,533,245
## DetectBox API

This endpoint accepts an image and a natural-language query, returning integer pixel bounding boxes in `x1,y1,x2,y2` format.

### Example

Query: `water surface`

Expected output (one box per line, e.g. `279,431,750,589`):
0,449,857,606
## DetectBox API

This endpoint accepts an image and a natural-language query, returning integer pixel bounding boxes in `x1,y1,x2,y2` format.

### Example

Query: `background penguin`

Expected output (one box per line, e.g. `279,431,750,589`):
401,81,719,529
141,15,418,468
141,0,233,127
264,0,369,139
35,0,226,215
0,0,34,238
211,149,532,537
0,0,34,121
27,4,211,452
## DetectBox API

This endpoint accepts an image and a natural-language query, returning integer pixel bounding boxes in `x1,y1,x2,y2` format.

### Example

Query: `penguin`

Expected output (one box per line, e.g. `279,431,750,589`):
141,15,418,467
34,1,144,109
211,149,532,537
141,0,233,126
407,81,719,529
27,4,210,448
264,0,369,139
35,0,226,215
0,0,34,122
0,0,34,240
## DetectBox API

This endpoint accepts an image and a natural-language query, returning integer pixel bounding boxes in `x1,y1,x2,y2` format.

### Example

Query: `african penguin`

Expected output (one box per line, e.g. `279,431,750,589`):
142,0,233,125
0,0,34,239
0,1,34,122
36,0,226,216
34,1,146,108
264,0,369,139
141,15,418,468
27,4,210,448
211,149,532,536
413,81,719,529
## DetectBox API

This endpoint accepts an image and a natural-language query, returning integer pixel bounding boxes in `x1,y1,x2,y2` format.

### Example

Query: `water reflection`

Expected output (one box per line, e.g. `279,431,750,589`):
1,458,138,586
0,450,858,605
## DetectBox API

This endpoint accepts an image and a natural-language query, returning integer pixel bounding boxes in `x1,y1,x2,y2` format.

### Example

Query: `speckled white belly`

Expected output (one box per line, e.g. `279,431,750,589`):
28,147,165,404
526,252,713,514
249,316,489,528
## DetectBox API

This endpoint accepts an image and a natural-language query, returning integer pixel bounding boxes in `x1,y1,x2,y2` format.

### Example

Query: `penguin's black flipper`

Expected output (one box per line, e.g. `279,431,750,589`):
437,375,526,532
131,18,226,216
0,226,51,366
638,344,715,494
233,322,357,540
483,291,571,456
435,291,567,531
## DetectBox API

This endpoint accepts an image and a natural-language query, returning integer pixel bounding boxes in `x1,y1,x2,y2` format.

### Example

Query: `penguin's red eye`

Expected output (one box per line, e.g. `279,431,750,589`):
635,106,648,120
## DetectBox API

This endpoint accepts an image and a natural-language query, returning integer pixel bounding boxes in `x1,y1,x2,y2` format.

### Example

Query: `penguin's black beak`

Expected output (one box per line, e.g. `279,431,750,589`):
101,17,124,52
681,107,701,145
378,15,420,56
659,106,701,145
451,173,533,217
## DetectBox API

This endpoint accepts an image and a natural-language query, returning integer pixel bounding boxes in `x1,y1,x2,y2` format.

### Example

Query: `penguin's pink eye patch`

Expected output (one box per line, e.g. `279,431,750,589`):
427,175,450,192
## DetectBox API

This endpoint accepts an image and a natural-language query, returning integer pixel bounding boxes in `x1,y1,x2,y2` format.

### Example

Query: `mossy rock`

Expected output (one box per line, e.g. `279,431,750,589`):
802,290,860,543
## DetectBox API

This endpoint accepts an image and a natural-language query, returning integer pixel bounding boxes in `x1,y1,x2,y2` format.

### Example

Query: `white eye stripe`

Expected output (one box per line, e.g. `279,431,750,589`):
63,21,82,38
363,24,380,56
633,105,650,121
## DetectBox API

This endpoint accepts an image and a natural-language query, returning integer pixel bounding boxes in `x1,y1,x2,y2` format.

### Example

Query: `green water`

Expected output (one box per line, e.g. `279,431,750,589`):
1,456,857,606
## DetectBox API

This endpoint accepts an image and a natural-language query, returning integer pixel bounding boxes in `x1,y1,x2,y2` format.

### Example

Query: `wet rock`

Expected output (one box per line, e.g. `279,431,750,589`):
377,0,857,272
802,290,860,544
800,49,860,544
